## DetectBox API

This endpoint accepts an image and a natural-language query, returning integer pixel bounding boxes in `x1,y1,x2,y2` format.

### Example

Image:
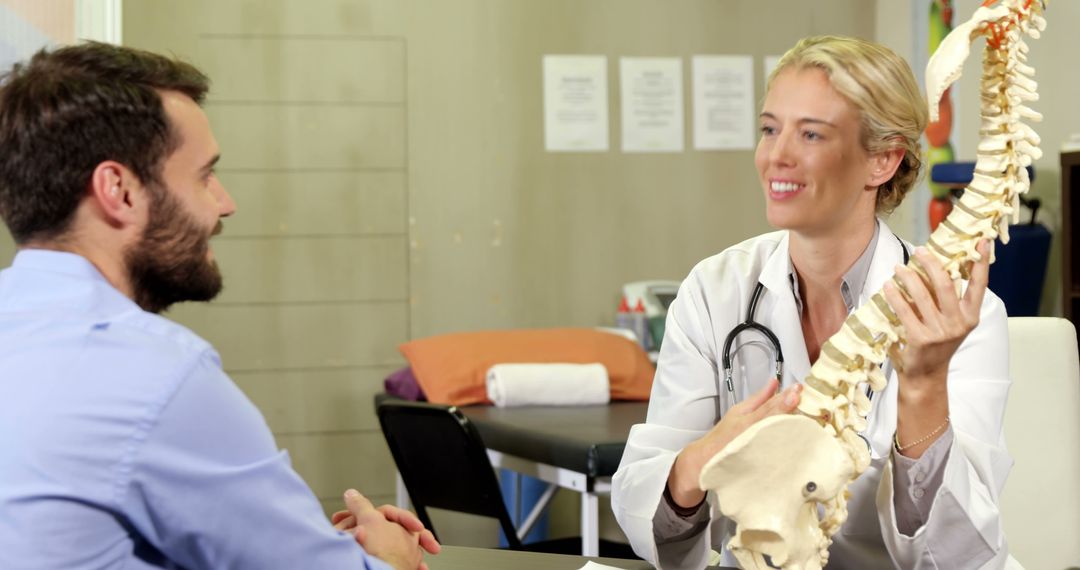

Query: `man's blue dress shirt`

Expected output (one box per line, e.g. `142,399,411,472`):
0,250,390,569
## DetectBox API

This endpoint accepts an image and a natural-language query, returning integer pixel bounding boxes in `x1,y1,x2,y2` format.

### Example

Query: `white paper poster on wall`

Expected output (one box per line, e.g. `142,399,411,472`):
543,55,609,152
619,57,684,153
692,55,754,151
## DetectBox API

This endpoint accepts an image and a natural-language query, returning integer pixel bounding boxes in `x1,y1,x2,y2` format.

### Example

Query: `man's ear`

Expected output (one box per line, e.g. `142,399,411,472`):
89,161,144,228
865,146,905,190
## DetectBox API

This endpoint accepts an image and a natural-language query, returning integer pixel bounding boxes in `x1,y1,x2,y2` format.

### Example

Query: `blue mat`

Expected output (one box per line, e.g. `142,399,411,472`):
931,161,1035,184
988,224,1051,317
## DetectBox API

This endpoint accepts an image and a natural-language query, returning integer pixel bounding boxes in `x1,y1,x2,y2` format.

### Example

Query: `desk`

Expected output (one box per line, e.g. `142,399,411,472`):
428,545,651,570
428,545,737,570
461,402,648,557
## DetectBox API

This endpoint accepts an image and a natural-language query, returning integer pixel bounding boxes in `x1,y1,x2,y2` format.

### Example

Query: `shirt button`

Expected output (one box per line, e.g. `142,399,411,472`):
915,471,926,483
913,488,925,499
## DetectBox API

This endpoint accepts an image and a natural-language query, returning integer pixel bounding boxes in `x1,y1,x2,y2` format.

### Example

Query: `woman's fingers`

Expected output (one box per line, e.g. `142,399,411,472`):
775,384,801,413
914,247,962,320
893,264,941,332
961,240,991,320
883,279,924,336
754,384,801,420
731,378,800,424
736,377,780,414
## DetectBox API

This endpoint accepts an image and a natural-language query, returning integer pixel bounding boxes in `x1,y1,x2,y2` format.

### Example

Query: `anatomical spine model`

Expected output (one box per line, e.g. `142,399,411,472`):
698,2,1047,569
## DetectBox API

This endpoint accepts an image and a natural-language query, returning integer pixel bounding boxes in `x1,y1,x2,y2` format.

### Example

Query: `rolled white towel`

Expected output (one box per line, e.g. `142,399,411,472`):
485,363,610,408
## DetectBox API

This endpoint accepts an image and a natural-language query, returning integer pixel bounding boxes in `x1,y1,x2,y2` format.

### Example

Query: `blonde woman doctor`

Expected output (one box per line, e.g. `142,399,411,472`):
611,36,1014,569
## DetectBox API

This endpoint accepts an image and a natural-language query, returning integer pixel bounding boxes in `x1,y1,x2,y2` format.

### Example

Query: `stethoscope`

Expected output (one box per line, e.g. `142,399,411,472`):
718,235,910,420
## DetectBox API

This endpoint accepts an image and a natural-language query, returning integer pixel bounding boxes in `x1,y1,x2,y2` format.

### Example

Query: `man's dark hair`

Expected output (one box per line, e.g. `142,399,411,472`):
0,41,209,243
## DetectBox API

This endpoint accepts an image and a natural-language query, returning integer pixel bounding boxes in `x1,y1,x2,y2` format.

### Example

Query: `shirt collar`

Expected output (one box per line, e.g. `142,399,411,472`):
12,248,112,283
1,248,141,319
789,220,880,314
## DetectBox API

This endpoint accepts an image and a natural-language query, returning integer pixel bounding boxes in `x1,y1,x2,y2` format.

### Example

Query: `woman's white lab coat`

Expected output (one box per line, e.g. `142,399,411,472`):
611,221,1014,569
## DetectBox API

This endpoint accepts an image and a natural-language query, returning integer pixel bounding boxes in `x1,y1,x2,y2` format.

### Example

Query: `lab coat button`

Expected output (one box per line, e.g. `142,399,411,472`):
913,487,925,499
914,471,926,483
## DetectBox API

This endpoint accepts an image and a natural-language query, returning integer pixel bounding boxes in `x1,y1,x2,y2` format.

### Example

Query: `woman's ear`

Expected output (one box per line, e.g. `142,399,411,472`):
89,161,143,228
866,147,905,189
864,147,907,190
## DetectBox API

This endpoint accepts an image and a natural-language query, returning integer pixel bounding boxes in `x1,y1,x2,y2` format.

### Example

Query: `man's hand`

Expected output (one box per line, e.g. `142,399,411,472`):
333,489,440,570
373,504,440,555
331,509,354,530
331,504,440,554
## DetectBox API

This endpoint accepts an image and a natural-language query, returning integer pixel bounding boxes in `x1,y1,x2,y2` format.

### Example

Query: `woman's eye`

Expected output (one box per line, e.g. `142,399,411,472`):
803,130,821,141
760,125,776,136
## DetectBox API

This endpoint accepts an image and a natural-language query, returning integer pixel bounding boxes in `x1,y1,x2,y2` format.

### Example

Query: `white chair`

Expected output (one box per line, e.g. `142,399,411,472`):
1001,317,1080,569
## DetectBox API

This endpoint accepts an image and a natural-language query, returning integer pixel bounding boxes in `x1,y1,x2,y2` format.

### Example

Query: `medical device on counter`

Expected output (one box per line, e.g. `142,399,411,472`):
619,281,680,356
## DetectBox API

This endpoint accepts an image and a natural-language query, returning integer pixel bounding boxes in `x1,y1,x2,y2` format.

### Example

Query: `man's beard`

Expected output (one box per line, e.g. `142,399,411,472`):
125,187,223,314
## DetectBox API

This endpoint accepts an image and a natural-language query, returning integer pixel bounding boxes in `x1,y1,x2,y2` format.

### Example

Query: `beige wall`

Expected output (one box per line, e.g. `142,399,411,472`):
405,0,875,337
0,235,11,268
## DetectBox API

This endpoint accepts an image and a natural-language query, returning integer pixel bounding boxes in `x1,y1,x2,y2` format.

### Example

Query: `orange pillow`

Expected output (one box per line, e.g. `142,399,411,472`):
398,328,655,406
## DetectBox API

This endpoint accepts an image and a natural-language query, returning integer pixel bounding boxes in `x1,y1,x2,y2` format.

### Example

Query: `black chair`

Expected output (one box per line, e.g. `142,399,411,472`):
375,396,638,557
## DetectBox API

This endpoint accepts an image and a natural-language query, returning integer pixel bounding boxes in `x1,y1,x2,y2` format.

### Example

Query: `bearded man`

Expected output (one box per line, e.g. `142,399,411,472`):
0,42,437,569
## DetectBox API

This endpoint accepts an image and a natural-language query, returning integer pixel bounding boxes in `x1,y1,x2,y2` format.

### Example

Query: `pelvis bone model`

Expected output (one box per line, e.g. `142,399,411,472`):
698,2,1047,569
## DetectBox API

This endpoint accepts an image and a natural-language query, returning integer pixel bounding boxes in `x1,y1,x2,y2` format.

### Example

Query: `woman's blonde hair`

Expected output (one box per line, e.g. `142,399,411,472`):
767,36,927,214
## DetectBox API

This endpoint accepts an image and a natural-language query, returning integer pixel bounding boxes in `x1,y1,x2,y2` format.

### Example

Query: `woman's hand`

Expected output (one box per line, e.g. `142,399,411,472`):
883,240,990,457
666,378,802,508
884,241,990,386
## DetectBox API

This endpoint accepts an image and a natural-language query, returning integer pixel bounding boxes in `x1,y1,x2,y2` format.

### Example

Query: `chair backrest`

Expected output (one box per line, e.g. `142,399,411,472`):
375,399,523,548
1001,317,1080,568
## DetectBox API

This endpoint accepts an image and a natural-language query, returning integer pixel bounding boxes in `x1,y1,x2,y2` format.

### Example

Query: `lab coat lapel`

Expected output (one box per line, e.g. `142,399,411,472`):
862,219,908,304
757,232,812,387
860,220,909,453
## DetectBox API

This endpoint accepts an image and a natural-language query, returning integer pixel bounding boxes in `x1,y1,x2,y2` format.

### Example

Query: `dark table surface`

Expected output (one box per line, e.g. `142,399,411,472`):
427,545,651,570
459,401,649,478
428,545,738,569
